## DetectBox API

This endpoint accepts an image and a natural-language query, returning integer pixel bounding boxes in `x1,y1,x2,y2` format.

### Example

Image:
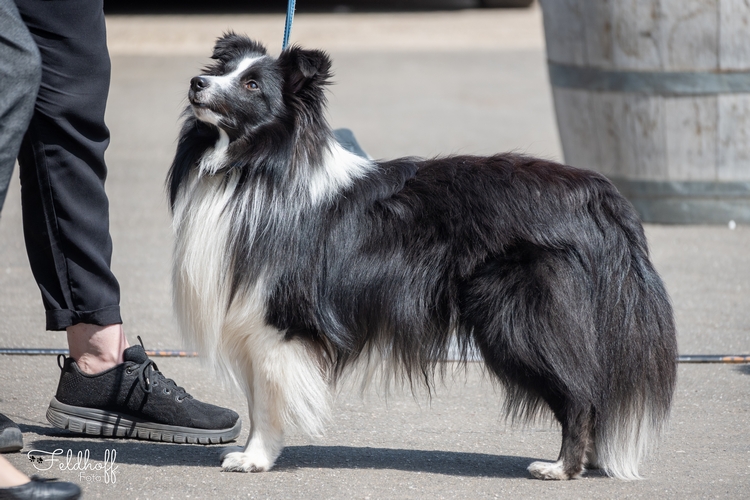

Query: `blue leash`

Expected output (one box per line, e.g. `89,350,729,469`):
282,0,297,51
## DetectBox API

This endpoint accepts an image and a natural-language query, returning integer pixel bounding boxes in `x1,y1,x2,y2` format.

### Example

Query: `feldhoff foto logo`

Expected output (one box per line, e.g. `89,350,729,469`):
26,448,119,484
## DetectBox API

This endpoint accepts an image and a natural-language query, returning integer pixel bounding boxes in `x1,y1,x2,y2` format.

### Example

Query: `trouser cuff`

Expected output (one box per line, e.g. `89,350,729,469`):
45,305,122,331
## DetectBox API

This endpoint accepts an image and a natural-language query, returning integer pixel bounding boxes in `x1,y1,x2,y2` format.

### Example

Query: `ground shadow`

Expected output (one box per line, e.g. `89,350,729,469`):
274,445,538,478
23,429,612,479
276,445,610,479
22,421,224,468
23,429,541,478
24,437,223,468
735,364,750,375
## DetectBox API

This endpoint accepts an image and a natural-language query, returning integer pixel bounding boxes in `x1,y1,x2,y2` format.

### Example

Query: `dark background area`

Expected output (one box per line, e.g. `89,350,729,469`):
103,0,534,15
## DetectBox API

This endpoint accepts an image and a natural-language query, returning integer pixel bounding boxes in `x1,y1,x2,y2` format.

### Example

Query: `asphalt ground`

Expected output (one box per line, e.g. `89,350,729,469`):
1,5,749,499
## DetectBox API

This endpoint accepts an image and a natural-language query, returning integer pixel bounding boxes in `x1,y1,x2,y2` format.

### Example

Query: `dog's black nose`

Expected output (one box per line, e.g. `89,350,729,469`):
190,76,210,92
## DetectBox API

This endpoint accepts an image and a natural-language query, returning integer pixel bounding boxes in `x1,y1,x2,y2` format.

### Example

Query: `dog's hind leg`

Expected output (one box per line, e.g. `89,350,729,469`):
221,326,330,472
528,401,595,480
461,244,601,480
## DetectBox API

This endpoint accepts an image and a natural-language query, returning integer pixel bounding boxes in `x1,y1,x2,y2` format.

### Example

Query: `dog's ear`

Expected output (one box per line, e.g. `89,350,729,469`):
278,46,332,94
211,32,267,62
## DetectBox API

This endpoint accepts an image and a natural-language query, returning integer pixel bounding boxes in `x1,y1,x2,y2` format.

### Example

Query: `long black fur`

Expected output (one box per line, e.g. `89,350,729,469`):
169,33,677,480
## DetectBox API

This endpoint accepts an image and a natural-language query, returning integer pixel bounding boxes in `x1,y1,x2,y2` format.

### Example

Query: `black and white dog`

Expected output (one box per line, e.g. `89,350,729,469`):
168,33,677,480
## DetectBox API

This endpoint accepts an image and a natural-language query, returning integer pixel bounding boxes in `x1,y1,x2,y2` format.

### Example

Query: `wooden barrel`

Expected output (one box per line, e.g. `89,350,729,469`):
539,0,750,224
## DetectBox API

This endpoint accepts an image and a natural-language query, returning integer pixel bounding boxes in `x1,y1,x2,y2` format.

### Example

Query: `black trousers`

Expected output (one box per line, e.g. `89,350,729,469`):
14,0,121,330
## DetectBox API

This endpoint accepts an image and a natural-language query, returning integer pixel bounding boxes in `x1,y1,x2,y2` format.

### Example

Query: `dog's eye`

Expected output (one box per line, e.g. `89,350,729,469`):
245,80,259,90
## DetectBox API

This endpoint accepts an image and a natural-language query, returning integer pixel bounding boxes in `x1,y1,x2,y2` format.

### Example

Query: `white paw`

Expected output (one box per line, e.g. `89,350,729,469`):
528,460,571,480
221,451,272,473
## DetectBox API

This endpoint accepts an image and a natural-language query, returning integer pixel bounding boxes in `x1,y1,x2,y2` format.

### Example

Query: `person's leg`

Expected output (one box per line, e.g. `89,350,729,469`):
14,0,129,373
0,456,28,488
15,0,122,338
0,3,82,496
0,0,40,213
66,323,127,374
0,0,41,460
12,0,240,444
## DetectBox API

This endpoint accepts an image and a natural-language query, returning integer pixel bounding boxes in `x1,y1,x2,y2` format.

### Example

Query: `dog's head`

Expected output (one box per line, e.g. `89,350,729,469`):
188,32,333,140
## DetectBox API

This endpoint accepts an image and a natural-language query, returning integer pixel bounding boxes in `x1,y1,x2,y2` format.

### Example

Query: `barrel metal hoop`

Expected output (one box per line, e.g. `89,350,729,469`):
548,62,750,96
608,177,750,224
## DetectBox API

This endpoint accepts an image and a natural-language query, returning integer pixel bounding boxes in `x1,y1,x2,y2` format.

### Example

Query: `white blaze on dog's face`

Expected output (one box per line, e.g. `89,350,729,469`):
189,57,263,127
188,37,283,139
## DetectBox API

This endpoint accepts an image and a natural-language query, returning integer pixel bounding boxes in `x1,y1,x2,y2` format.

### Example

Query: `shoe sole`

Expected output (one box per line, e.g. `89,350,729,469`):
0,427,23,453
46,397,241,445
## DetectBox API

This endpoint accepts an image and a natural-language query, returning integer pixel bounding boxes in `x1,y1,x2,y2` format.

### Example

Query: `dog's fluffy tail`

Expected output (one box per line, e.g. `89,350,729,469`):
592,185,678,480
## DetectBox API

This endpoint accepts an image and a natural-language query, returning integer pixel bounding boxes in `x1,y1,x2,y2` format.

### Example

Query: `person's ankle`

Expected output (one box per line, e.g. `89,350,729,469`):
0,456,30,488
66,323,130,375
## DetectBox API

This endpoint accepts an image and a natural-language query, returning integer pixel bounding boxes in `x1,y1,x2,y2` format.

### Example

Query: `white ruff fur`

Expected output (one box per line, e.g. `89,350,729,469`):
197,129,230,175
172,133,372,472
308,141,372,205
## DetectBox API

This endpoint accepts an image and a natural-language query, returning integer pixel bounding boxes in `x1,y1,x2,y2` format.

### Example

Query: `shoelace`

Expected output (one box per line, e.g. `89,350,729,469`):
127,357,191,401
130,337,193,401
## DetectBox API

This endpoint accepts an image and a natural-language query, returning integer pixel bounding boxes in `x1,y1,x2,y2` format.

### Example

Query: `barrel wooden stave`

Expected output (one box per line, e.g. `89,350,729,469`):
540,0,750,223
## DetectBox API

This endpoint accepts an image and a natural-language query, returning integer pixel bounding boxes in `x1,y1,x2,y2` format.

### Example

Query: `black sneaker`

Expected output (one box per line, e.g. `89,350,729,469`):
0,412,23,453
46,343,241,444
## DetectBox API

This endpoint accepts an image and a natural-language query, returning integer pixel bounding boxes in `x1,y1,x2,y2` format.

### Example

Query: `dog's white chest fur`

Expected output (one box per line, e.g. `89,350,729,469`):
171,171,245,357
171,165,331,470
198,130,230,175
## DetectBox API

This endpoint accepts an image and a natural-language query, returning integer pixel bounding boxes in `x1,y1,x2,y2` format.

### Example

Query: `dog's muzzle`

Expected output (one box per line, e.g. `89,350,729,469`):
189,76,211,106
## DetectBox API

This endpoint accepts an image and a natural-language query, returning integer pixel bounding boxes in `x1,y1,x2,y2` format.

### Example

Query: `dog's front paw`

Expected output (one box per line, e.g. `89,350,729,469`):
528,460,575,480
221,451,272,473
